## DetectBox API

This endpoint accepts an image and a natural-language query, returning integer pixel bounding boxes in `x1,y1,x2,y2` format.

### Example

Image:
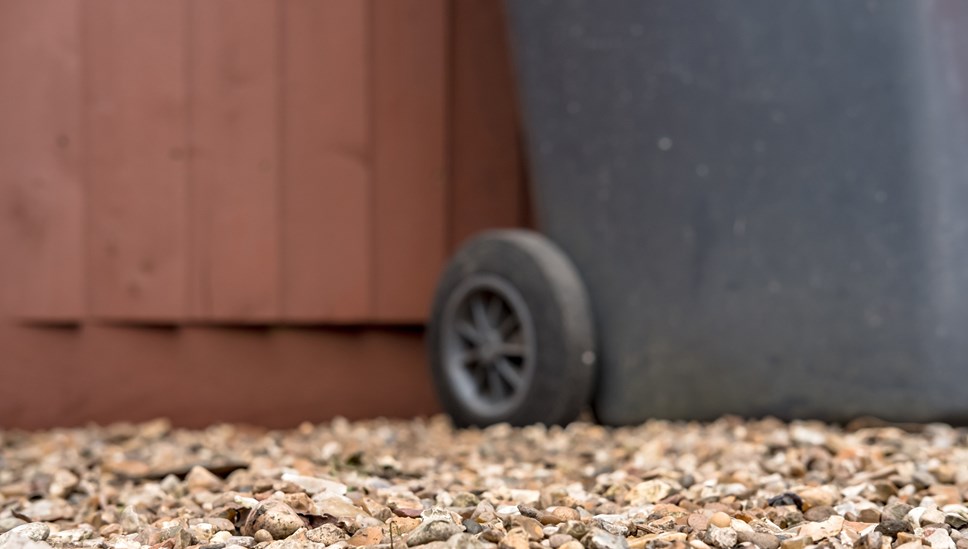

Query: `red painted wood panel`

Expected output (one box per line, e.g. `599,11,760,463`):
190,1,281,322
83,0,190,322
450,0,529,250
0,0,525,327
371,0,449,323
281,0,372,322
0,323,436,429
0,0,84,320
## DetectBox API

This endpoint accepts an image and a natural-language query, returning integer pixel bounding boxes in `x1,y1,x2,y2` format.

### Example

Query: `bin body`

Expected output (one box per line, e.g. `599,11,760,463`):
505,0,968,424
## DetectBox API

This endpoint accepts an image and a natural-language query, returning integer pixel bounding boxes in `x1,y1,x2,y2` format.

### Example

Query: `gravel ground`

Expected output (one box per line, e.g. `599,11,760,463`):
2,416,968,549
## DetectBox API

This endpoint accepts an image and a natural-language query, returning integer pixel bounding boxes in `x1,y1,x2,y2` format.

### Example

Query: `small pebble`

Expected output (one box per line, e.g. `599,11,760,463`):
627,480,673,505
875,519,913,537
186,465,223,492
704,526,738,549
0,523,50,543
407,520,461,547
306,525,346,545
551,507,580,522
537,512,562,526
780,537,809,549
481,526,506,544
860,532,884,549
583,528,630,549
517,505,539,518
243,500,306,540
737,531,780,549
511,516,544,541
803,506,836,522
549,534,574,548
120,506,146,534
923,509,948,526
499,529,531,549
558,521,587,540
926,530,956,549
447,533,495,549
453,492,480,508
884,503,915,522
710,512,732,528
798,487,836,510
767,493,804,511
348,525,383,546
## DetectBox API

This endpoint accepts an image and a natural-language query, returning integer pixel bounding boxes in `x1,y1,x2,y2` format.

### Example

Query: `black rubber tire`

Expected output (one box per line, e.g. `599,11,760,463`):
427,229,597,427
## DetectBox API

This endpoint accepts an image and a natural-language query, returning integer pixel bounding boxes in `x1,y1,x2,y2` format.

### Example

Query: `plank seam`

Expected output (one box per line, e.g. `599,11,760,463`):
276,0,286,323
367,0,378,319
185,0,198,321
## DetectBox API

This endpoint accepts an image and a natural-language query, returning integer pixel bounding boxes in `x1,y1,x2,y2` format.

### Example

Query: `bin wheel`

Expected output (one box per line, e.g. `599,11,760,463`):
428,229,596,427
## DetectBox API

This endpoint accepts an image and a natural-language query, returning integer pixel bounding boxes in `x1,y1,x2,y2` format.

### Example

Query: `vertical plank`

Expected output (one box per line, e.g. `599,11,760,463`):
281,0,371,322
450,0,528,249
190,1,280,322
0,0,84,320
83,0,190,321
371,0,448,322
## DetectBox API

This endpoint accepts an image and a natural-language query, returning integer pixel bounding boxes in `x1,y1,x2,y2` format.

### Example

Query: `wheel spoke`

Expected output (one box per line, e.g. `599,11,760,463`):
497,313,519,338
472,361,488,392
455,320,483,345
459,347,482,365
471,295,493,333
487,367,507,400
497,342,526,357
494,358,523,392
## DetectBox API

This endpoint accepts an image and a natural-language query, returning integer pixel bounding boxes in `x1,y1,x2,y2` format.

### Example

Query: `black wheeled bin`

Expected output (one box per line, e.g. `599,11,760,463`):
428,0,968,426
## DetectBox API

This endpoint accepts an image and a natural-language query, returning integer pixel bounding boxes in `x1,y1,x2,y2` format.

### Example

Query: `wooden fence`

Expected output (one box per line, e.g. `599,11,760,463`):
0,0,527,427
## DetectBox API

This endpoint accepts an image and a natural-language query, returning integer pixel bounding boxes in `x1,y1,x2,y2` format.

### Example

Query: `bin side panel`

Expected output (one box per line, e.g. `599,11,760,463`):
506,0,968,423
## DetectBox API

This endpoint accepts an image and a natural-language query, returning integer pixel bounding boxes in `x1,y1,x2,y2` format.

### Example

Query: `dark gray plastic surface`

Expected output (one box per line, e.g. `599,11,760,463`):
504,0,968,424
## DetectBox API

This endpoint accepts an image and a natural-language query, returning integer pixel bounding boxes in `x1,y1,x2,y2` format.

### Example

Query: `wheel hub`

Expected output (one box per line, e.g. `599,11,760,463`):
478,342,498,364
439,274,536,418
